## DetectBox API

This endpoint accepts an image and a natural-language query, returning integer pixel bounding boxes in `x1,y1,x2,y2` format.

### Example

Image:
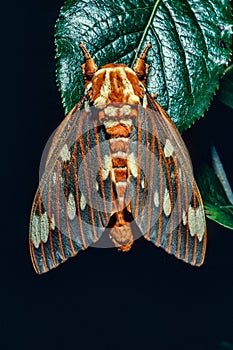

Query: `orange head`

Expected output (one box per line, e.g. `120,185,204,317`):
79,43,152,107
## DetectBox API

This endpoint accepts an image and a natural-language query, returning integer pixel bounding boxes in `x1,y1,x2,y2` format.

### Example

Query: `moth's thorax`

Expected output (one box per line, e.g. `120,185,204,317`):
89,64,145,107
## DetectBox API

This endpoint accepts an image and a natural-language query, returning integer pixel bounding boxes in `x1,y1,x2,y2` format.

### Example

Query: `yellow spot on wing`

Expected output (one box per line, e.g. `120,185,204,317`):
60,144,71,162
67,193,76,220
102,155,112,180
163,188,171,216
40,212,49,243
80,193,87,211
153,191,159,207
31,215,40,248
128,153,138,178
188,206,205,241
164,139,174,158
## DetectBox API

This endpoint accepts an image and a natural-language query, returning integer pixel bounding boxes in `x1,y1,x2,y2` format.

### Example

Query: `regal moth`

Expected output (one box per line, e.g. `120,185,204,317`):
29,43,207,274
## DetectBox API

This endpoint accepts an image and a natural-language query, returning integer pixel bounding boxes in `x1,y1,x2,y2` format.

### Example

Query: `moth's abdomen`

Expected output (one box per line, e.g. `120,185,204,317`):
104,116,132,208
101,105,137,251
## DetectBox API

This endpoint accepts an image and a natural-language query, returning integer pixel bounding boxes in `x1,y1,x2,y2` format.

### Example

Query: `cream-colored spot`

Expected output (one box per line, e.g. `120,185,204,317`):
80,193,86,211
103,120,119,129
104,106,118,117
60,175,64,185
67,193,76,220
182,210,187,226
164,139,174,158
102,155,112,180
53,172,57,185
51,215,55,230
163,188,171,216
128,153,138,178
112,151,127,159
102,169,109,180
120,119,133,128
196,207,206,241
84,100,91,112
188,206,196,237
31,212,51,247
96,182,99,191
111,169,116,183
170,171,175,180
128,95,140,104
178,168,182,181
31,214,40,248
120,105,131,116
94,96,107,107
109,137,128,144
119,166,127,170
141,178,145,189
188,206,205,241
60,144,71,162
153,191,159,207
143,94,148,108
84,82,92,94
94,69,111,107
119,68,140,105
40,212,49,243
116,181,127,188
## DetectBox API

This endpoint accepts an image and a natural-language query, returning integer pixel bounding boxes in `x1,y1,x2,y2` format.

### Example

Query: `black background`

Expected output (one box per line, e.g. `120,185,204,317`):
5,1,233,349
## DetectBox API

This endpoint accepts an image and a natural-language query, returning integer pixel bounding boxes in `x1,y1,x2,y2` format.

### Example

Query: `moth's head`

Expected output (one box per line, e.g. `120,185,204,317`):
79,43,152,106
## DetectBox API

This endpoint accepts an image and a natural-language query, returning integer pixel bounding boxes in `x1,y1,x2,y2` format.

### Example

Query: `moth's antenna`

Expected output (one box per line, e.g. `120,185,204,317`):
79,42,98,86
79,42,92,60
138,42,152,60
133,43,152,85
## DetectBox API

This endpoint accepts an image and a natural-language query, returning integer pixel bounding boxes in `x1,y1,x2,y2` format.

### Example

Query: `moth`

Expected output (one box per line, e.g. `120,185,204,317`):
29,43,207,274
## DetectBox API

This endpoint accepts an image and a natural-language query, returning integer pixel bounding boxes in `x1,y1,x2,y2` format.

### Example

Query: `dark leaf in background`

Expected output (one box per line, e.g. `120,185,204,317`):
220,341,233,350
197,147,233,229
55,0,232,132
217,64,233,109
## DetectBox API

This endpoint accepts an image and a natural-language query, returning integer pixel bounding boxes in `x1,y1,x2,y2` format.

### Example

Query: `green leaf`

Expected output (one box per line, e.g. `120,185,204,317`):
55,0,232,132
217,64,233,109
196,148,233,230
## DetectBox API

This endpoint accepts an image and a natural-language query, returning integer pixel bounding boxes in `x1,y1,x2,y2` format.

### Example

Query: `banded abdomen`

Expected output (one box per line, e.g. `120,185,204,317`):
103,111,135,251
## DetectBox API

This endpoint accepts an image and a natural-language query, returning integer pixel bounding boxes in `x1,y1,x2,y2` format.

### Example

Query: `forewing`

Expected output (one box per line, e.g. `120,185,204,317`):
129,93,207,266
30,102,113,273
